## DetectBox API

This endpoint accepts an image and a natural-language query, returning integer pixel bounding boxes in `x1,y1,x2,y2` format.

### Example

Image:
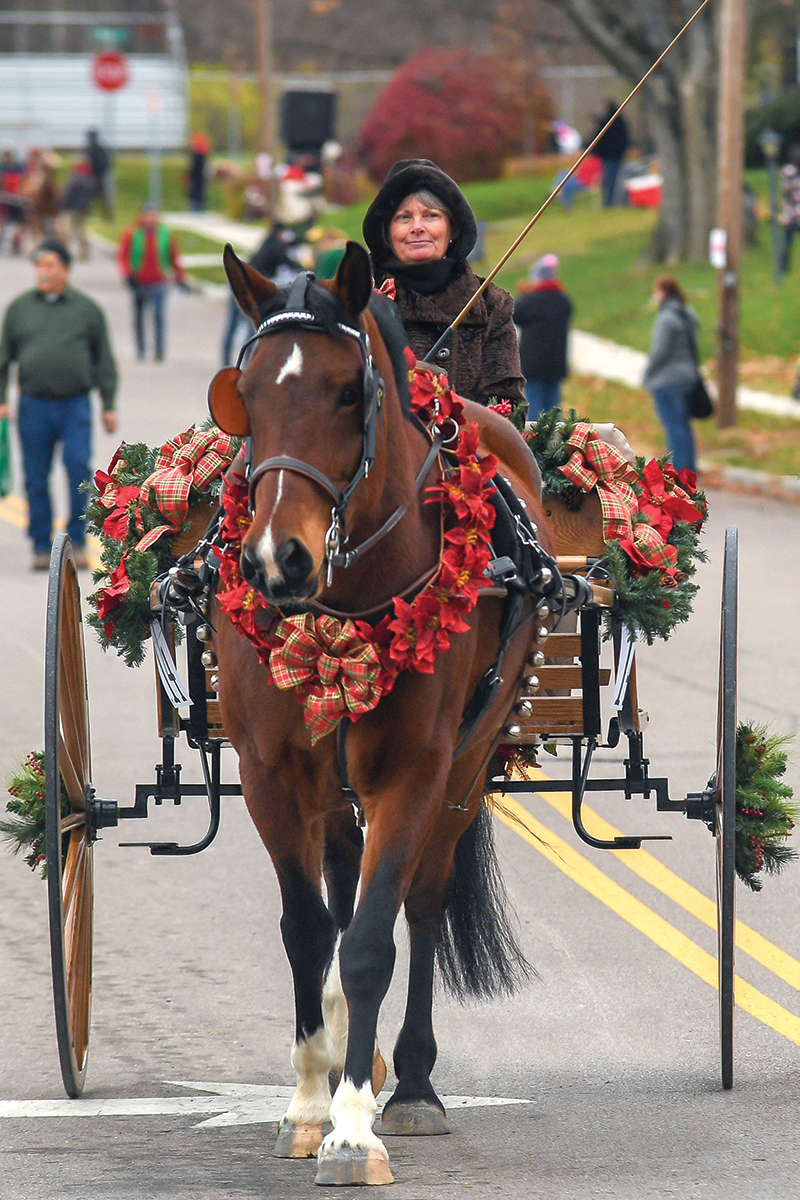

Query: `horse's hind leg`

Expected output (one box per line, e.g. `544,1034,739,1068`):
379,821,465,1138
380,908,451,1137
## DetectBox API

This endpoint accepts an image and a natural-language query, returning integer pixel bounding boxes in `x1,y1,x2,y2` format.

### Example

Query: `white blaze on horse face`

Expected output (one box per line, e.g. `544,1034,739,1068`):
276,342,303,385
322,940,348,1075
256,468,283,576
284,1025,336,1126
320,1078,389,1162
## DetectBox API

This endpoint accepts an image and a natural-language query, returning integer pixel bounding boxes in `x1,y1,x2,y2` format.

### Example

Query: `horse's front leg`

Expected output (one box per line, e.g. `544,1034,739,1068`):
241,764,338,1161
316,787,444,1187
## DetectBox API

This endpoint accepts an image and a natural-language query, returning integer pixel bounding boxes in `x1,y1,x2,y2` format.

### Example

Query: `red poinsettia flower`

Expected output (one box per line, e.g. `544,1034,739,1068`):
102,484,142,540
637,459,705,540
95,555,131,638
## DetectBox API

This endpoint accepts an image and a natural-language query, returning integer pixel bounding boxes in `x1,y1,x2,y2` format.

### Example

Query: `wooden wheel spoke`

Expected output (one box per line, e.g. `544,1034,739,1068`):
58,655,89,788
62,834,87,920
58,729,85,809
59,812,87,834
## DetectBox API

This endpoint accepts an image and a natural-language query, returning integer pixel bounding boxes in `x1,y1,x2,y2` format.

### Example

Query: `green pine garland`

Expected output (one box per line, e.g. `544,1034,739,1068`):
0,752,68,878
523,406,584,506
735,723,798,891
84,430,237,668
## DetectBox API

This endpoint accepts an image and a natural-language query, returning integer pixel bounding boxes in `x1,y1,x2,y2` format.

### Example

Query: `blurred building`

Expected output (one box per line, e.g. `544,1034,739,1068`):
0,5,188,151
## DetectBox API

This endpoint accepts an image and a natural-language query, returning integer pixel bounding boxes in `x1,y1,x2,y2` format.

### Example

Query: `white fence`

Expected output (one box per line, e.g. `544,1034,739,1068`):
0,54,188,151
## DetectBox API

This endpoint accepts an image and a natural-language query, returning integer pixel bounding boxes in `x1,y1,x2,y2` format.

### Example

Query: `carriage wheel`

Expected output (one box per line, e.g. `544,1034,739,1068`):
45,534,94,1098
715,526,738,1091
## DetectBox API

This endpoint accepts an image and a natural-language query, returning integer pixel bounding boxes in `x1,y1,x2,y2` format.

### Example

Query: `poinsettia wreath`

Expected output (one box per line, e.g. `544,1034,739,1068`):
84,424,238,666
490,405,709,644
214,348,499,743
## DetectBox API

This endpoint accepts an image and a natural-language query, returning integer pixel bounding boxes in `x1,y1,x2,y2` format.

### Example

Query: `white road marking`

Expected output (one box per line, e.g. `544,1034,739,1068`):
0,1080,531,1130
276,342,303,384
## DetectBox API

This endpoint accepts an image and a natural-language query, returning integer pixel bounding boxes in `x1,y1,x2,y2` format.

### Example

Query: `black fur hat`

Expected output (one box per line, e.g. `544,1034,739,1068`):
362,159,478,270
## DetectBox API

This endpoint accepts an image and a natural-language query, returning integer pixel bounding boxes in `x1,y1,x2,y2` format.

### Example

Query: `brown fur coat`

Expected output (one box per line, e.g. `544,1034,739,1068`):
391,264,525,408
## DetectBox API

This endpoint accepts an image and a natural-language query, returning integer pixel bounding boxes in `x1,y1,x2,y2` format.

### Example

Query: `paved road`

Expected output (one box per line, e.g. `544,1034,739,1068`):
1,249,800,1199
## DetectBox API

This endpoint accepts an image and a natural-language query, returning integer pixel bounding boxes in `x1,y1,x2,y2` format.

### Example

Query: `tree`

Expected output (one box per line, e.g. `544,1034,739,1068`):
549,0,719,262
358,47,552,183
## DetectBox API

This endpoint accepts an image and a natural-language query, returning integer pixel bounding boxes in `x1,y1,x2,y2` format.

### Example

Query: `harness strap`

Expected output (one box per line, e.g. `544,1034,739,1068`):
328,431,443,569
249,456,343,508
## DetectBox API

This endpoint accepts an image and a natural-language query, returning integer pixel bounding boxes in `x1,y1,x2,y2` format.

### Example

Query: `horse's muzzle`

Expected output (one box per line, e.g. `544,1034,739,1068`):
241,538,318,603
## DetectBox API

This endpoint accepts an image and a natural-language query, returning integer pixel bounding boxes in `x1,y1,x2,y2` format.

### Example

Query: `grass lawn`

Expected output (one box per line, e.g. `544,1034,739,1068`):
85,158,800,476
564,375,800,479
84,154,231,260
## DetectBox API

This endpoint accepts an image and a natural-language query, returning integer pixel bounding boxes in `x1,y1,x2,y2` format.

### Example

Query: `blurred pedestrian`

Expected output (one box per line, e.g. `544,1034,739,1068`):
513,254,573,419
0,239,118,569
85,130,112,219
591,100,630,208
186,132,210,213
55,161,94,261
221,221,302,364
0,149,25,253
117,204,188,361
310,226,347,280
643,275,697,473
780,161,800,273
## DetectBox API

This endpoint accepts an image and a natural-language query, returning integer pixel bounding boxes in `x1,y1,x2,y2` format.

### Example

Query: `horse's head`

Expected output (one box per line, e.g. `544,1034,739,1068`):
210,242,394,605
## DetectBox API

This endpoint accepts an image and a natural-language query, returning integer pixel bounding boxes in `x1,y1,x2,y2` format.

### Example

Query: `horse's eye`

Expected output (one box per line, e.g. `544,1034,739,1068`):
337,386,360,408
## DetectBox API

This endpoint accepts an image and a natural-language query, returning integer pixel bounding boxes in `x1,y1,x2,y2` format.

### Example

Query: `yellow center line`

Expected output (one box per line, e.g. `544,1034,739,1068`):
518,766,800,993
493,791,800,1048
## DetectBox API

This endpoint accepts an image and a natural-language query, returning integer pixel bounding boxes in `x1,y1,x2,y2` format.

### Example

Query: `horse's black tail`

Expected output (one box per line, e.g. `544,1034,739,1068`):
435,800,535,1001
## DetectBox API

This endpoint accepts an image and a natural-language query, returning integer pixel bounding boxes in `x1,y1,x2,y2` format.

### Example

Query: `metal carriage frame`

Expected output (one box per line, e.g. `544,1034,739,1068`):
43,522,738,1100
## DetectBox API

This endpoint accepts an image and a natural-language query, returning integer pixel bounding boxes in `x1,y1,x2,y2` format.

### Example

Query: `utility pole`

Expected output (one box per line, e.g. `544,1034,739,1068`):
715,0,747,429
254,0,274,156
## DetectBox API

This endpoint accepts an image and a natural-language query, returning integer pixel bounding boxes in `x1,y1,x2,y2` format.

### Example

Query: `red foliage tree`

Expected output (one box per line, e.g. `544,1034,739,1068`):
359,46,535,184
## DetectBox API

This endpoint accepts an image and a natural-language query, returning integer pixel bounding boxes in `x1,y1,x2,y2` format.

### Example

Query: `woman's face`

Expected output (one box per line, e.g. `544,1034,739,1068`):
388,194,451,264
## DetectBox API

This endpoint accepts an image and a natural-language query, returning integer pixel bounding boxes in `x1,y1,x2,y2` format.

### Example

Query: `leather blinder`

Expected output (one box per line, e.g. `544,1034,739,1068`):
208,367,250,436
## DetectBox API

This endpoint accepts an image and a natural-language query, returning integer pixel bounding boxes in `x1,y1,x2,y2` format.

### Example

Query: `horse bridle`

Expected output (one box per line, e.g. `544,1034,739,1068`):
234,272,444,585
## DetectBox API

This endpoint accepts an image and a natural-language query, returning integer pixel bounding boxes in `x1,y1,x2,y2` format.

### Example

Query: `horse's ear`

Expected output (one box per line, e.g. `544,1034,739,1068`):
332,242,373,321
208,366,250,436
223,243,278,326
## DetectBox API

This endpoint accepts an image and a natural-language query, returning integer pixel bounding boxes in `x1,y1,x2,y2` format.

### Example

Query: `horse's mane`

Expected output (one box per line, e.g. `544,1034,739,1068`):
255,276,411,415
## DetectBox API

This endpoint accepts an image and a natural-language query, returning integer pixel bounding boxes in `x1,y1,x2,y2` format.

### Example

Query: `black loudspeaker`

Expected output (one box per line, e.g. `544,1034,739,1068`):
280,90,336,150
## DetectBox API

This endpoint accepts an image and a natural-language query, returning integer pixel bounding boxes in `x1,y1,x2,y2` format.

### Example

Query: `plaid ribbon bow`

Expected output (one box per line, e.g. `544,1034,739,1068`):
136,425,236,552
622,521,679,575
559,423,638,543
269,613,385,744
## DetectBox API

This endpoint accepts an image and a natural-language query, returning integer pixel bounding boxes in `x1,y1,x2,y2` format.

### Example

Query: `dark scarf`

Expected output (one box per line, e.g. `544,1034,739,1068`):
382,255,462,295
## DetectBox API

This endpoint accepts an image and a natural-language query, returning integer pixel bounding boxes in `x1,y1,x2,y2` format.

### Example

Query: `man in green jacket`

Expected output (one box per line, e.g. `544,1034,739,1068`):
0,239,118,569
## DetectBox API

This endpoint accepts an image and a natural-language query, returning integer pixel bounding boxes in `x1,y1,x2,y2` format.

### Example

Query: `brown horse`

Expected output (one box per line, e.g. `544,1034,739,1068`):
210,242,554,1186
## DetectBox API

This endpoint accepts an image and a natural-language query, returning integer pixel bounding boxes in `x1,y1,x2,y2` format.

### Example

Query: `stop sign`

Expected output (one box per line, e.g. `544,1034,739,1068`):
91,51,129,92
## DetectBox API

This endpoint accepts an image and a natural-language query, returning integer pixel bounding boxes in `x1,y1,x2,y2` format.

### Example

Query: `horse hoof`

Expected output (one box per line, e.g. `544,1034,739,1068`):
379,1101,451,1137
315,1146,394,1186
273,1118,331,1158
372,1048,387,1096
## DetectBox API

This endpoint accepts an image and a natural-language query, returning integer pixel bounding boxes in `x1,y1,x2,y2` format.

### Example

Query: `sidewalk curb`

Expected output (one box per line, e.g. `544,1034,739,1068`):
700,462,800,502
